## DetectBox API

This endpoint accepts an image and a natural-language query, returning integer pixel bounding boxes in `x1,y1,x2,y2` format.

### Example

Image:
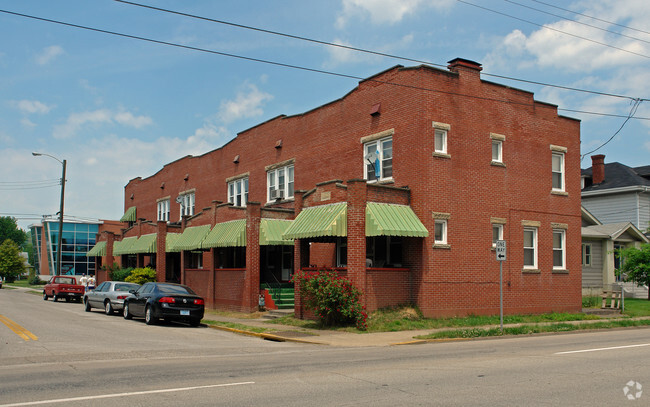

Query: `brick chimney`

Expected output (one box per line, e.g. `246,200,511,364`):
591,154,605,184
447,58,482,79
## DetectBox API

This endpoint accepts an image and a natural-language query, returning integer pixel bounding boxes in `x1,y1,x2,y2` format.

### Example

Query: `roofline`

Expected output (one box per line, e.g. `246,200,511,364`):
582,185,650,196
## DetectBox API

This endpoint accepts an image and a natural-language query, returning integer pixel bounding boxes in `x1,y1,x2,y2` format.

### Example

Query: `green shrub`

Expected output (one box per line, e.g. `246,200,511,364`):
28,275,45,285
110,267,134,281
582,296,600,308
125,267,157,285
293,268,368,330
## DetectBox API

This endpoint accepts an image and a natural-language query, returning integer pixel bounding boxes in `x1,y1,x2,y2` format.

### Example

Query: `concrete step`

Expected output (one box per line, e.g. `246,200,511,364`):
262,308,295,320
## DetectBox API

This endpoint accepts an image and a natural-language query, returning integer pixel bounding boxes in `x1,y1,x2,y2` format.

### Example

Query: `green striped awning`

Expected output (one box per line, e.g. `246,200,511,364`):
366,202,429,237
86,241,106,257
202,220,246,248
130,234,157,254
120,206,137,222
260,219,294,246
113,236,139,255
283,203,347,239
166,233,181,250
167,225,211,252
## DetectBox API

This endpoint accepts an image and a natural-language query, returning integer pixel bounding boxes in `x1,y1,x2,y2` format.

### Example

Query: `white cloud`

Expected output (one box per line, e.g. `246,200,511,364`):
35,45,64,65
53,109,153,139
12,100,53,114
336,0,453,28
21,118,37,129
217,83,273,124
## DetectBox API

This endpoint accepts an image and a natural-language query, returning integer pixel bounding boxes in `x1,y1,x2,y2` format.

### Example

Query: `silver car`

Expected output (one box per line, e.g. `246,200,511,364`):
84,281,140,315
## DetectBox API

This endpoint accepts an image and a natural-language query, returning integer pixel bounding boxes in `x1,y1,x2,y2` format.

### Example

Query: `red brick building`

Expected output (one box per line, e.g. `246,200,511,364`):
92,58,582,318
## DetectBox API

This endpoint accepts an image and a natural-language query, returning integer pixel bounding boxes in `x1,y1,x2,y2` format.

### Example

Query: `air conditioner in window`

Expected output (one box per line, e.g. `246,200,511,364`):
270,189,284,200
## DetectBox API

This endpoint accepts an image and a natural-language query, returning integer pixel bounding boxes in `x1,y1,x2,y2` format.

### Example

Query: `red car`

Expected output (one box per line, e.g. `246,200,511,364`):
43,276,85,302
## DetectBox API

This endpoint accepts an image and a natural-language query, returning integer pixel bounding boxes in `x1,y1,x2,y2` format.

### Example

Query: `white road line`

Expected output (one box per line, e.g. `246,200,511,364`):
555,343,650,355
0,382,255,407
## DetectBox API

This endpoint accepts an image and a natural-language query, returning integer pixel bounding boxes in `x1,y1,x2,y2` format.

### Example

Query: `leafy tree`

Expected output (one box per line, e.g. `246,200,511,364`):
617,244,650,300
0,217,27,248
0,239,26,283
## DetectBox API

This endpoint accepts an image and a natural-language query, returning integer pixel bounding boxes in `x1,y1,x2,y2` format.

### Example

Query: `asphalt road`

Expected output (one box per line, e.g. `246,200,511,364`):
1,286,649,406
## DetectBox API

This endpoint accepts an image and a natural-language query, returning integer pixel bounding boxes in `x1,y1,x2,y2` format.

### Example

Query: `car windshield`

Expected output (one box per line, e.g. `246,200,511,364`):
115,283,138,292
157,284,196,295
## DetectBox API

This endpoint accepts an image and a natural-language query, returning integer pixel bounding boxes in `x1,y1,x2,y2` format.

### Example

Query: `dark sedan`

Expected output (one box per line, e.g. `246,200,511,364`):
123,282,204,326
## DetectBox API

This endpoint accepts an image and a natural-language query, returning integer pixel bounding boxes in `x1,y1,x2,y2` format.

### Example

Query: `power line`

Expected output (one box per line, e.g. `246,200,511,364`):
502,0,650,45
581,99,643,160
529,0,650,36
114,0,641,102
455,0,650,60
1,8,649,121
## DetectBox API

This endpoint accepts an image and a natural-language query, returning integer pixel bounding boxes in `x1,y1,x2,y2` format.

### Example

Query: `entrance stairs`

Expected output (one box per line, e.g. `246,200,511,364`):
262,283,295,310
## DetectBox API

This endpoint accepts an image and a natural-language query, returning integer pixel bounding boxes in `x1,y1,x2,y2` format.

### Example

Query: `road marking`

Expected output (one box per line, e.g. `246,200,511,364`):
0,382,255,407
555,343,650,355
0,314,38,341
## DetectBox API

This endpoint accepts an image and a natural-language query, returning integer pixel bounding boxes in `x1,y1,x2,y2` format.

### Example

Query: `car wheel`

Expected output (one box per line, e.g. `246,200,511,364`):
43,292,48,301
189,318,201,327
145,305,158,325
123,302,133,320
84,298,91,312
104,300,114,315
52,294,59,302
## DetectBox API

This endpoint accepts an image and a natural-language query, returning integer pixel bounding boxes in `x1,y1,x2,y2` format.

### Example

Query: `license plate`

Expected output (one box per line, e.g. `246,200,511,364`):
180,310,190,316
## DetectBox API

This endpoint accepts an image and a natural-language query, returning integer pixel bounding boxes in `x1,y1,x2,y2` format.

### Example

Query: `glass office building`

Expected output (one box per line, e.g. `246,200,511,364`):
31,220,100,276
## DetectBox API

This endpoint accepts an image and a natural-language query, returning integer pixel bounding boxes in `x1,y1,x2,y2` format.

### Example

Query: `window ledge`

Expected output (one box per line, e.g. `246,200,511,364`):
552,269,569,274
433,243,451,249
491,161,506,168
265,198,295,206
366,178,395,185
551,190,568,196
522,269,541,274
432,152,451,159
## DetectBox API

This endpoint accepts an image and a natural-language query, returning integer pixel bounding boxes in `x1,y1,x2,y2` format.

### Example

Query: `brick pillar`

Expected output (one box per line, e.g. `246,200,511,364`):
156,221,167,282
205,248,215,309
244,202,261,312
347,179,367,307
292,190,305,318
105,232,115,271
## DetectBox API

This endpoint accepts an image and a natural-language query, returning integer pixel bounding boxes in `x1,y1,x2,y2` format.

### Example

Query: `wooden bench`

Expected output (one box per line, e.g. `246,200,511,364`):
601,290,621,309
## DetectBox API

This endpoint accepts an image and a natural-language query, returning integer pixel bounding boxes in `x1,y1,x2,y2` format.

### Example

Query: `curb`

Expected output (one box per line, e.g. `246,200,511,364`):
207,324,327,345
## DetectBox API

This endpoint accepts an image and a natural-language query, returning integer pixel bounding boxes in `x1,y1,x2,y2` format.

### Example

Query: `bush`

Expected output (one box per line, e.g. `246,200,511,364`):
125,267,157,285
29,275,45,285
110,267,134,281
292,268,368,330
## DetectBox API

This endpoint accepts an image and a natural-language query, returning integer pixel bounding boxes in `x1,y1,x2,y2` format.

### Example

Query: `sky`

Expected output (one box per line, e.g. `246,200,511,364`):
1,0,649,231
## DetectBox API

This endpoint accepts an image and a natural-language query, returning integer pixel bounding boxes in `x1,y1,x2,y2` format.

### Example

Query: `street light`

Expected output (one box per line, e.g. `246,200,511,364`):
32,152,67,276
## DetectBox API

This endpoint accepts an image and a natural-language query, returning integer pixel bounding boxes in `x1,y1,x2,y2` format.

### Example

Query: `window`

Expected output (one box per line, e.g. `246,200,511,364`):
552,152,565,191
157,199,170,222
179,192,195,219
492,224,504,247
228,178,248,207
364,136,393,182
523,227,537,269
434,129,447,154
582,243,592,267
553,229,565,269
492,140,503,163
267,165,294,202
188,251,203,269
434,220,447,244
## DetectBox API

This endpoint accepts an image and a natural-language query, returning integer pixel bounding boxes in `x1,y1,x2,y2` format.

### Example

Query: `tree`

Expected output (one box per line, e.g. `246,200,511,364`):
0,239,26,283
617,244,650,300
0,217,27,248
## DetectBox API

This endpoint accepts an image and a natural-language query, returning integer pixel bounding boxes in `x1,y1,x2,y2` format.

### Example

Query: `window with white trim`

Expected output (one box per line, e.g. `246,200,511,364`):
492,140,503,163
364,136,393,182
523,227,537,269
157,199,170,222
434,220,447,244
434,129,447,154
228,178,248,207
179,192,195,219
553,229,566,269
492,224,503,247
552,152,565,191
267,164,294,202
582,243,592,267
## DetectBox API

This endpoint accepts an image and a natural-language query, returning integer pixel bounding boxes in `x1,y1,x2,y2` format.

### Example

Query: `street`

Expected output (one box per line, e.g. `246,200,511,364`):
1,287,649,406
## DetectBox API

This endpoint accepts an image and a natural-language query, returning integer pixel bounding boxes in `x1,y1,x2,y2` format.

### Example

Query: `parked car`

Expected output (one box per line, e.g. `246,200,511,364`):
0,276,3,289
43,276,85,302
123,282,204,326
84,281,140,315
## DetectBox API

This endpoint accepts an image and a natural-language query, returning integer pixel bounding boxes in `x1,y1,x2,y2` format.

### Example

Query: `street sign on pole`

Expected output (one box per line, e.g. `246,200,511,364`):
496,240,506,332
496,240,506,261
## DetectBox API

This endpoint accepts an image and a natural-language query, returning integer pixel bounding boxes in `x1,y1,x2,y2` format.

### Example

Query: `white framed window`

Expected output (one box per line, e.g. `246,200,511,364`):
434,129,447,154
179,192,195,219
267,164,294,202
552,152,565,191
228,178,248,207
492,140,503,163
553,229,566,269
523,227,537,269
157,199,170,222
582,243,592,267
434,220,447,244
364,136,393,182
492,224,504,247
